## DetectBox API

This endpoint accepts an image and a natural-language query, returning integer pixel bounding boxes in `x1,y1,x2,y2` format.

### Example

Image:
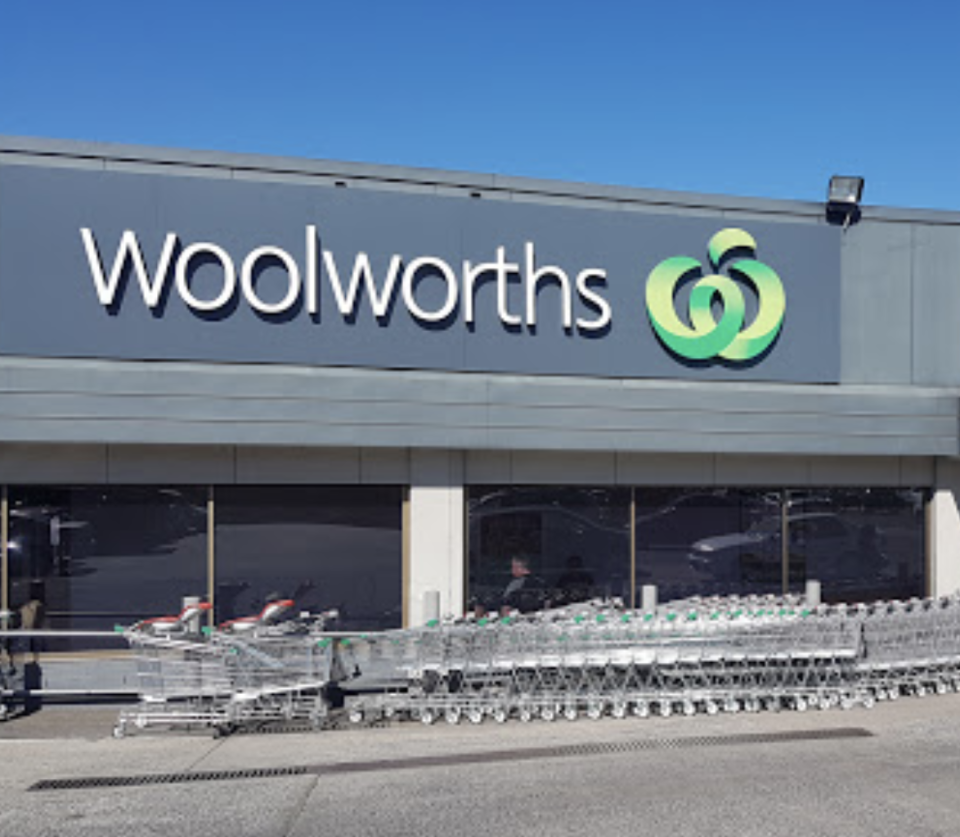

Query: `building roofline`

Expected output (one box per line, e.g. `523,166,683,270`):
1,133,958,226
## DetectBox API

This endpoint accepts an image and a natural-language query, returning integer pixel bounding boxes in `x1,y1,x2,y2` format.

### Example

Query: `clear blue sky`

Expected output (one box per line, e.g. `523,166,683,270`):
2,0,958,210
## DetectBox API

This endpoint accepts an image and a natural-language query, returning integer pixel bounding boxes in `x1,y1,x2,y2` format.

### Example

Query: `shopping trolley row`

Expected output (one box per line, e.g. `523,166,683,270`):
113,600,341,737
10,590,958,736
338,593,960,726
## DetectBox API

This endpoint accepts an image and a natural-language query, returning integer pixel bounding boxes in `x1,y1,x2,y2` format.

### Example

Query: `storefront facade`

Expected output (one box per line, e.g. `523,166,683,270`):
0,136,957,633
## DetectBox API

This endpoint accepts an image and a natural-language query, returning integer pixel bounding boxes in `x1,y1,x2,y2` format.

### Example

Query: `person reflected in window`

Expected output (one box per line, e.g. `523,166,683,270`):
500,556,546,614
555,555,595,605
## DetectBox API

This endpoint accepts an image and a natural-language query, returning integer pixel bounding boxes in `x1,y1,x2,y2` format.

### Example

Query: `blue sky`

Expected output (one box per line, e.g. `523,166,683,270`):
2,0,958,209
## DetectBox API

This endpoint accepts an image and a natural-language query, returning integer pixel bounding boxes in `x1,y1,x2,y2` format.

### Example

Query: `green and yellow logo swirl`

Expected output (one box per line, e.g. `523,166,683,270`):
645,228,786,362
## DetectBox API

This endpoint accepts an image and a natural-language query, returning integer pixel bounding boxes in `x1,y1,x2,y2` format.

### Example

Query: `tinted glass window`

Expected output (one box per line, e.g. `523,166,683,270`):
214,486,402,630
468,487,630,613
786,488,926,603
8,486,207,637
637,487,779,599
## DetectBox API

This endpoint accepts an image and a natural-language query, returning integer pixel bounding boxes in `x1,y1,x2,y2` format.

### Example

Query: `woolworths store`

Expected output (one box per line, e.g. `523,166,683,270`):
0,135,958,638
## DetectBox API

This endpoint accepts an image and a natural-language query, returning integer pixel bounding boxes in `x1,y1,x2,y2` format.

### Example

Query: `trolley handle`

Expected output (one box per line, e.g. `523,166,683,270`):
218,599,296,634
128,601,212,635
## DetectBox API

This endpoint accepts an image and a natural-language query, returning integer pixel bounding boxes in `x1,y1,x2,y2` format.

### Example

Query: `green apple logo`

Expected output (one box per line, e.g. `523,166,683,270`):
645,228,786,362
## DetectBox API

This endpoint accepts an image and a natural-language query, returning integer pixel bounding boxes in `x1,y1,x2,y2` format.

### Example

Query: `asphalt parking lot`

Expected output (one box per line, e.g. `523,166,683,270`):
2,694,960,837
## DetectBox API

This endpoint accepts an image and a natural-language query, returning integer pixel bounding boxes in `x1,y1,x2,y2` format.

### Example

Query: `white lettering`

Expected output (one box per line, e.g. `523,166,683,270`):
81,228,177,309
305,224,319,315
240,246,301,315
575,268,612,331
402,256,458,322
82,227,613,337
175,242,236,311
524,242,572,330
322,250,401,319
464,246,521,326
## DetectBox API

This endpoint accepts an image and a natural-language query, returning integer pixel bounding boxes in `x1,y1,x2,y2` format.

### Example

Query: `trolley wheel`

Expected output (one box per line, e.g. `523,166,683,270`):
467,707,484,725
563,704,579,722
936,681,948,696
633,700,650,719
112,724,126,739
212,723,237,739
704,699,719,716
518,705,534,723
658,701,672,718
586,702,604,721
420,708,437,725
492,706,508,724
861,693,876,710
444,707,462,725
0,704,9,723
348,708,365,725
681,700,696,717
611,701,627,720
540,705,557,722
794,696,808,712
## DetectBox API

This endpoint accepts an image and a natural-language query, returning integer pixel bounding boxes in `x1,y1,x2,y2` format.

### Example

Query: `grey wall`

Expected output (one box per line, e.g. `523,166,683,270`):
3,136,960,389
0,356,950,457
0,161,840,384
0,137,957,460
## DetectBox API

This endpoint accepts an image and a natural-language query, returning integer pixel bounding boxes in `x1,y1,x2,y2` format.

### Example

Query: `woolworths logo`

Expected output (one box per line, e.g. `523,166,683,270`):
645,228,786,362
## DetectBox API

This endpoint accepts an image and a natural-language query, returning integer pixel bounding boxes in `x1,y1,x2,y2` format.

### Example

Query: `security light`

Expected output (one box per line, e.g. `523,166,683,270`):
827,176,864,206
826,175,864,229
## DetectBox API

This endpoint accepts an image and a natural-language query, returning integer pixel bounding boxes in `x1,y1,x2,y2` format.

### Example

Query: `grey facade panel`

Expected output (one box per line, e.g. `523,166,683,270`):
840,221,913,385
0,137,957,466
510,451,617,484
235,446,361,484
616,452,716,485
464,450,512,484
0,443,108,483
107,444,234,483
0,162,841,385
0,358,951,456
912,224,960,386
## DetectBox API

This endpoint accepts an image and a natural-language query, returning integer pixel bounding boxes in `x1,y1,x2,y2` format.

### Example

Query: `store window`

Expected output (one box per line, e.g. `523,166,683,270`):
7,486,207,637
784,488,925,603
469,485,927,610
467,487,631,613
214,486,402,630
636,488,774,600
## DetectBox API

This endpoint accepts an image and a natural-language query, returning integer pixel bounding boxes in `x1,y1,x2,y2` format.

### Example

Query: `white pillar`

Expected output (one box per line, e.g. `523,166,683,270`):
930,483,960,598
408,450,464,626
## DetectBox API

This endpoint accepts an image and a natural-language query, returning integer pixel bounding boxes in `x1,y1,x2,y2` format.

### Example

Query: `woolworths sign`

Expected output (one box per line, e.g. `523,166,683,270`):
80,229,613,332
0,164,840,383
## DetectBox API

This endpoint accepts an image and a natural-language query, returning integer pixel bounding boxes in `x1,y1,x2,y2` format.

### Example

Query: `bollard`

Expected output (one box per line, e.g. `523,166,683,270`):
423,590,441,624
641,584,658,612
182,596,202,634
805,579,821,608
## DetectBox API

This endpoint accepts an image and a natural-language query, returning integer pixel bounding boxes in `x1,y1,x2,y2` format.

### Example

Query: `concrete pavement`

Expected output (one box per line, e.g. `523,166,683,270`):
1,694,959,836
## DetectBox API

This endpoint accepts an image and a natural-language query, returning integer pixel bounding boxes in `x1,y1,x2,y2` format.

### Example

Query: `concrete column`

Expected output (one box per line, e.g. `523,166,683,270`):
408,450,465,626
930,490,960,600
930,458,960,597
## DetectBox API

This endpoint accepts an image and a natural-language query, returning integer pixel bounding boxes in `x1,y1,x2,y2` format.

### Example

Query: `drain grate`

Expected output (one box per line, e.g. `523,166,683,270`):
309,726,873,776
28,727,872,792
30,765,311,791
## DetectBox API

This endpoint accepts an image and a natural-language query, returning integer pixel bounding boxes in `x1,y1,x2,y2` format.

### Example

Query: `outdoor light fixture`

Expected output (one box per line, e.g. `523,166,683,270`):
826,175,865,229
